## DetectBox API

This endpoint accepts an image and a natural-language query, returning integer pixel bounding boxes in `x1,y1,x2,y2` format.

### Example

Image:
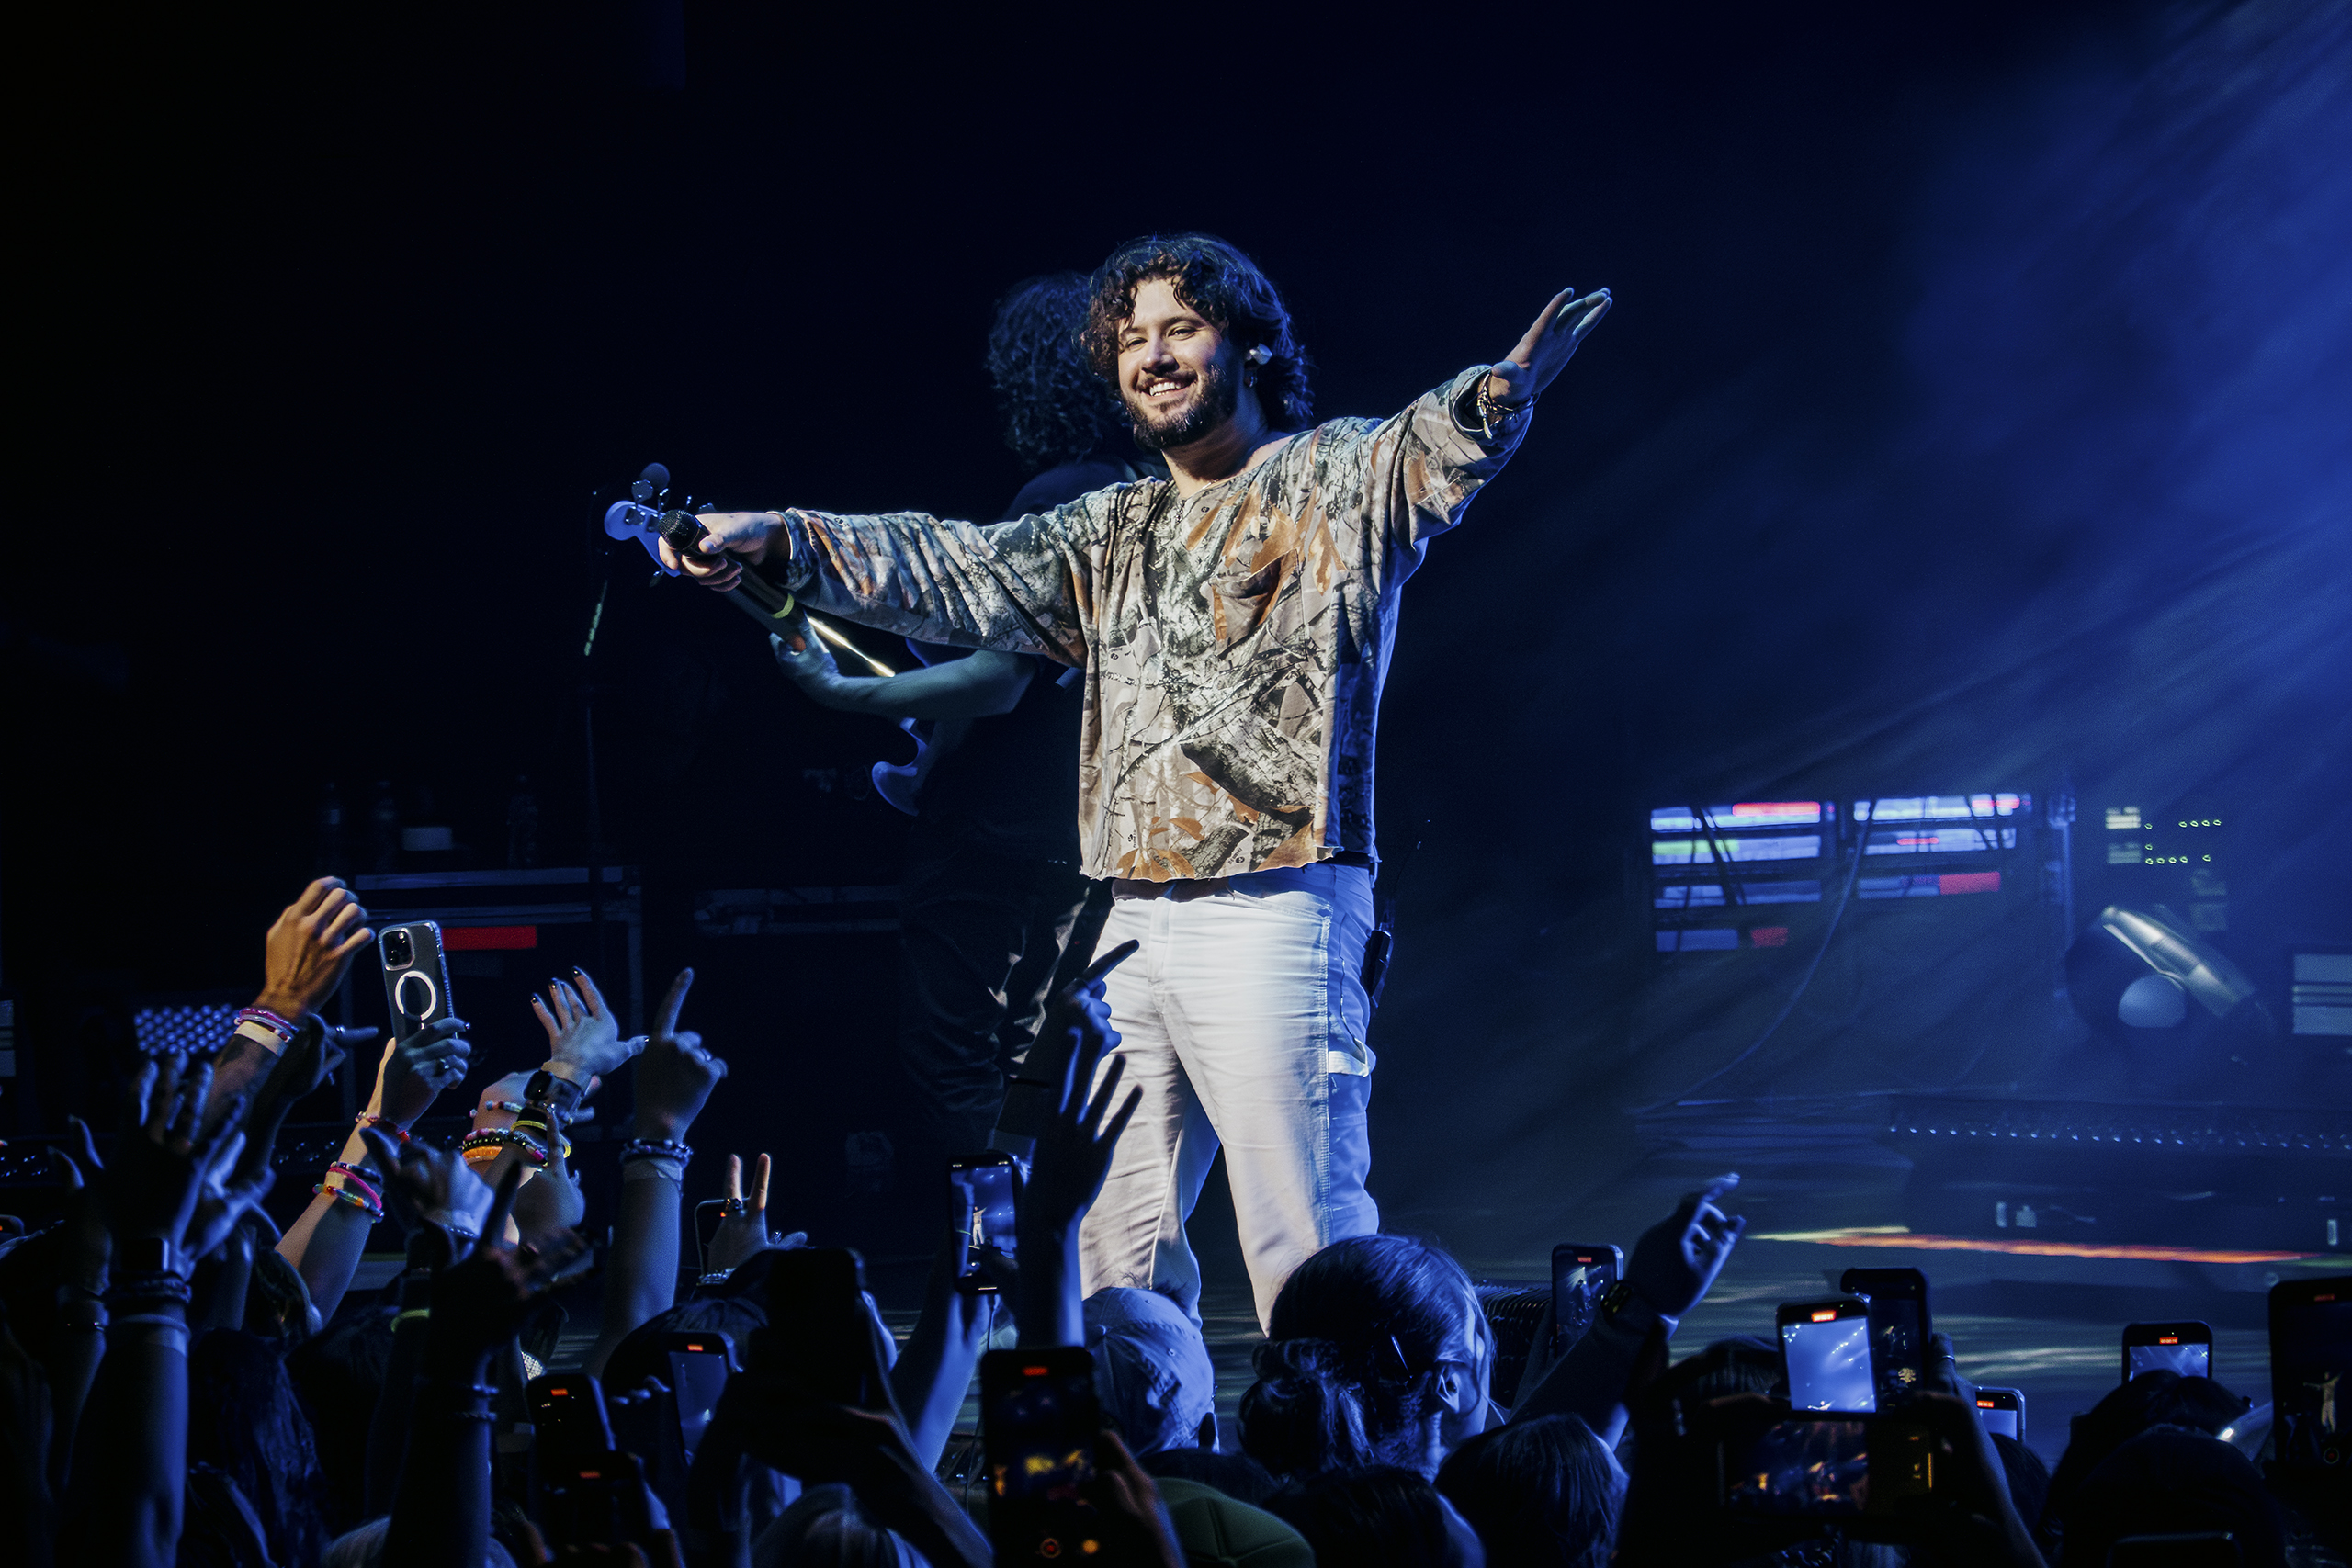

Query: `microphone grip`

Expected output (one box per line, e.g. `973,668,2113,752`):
656,508,811,645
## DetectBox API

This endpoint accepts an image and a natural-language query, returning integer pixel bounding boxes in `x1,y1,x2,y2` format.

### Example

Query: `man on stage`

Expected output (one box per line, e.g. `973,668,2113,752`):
665,234,1611,1325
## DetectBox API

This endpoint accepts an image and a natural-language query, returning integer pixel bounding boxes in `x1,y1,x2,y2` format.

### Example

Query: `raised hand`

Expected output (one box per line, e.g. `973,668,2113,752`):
709,1153,803,1272
104,1056,268,1263
633,968,725,1142
360,1127,495,1248
254,876,376,1021
1022,942,1144,1238
1483,286,1613,409
422,1166,586,1373
1624,1172,1746,1319
374,1015,472,1126
531,968,644,1080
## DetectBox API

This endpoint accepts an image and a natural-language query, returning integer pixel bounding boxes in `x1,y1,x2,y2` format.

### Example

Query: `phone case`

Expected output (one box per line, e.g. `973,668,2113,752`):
379,920,455,1036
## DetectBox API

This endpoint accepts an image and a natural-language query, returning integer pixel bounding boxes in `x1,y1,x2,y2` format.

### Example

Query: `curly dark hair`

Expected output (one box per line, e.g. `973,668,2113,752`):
1081,232,1313,429
985,272,1130,472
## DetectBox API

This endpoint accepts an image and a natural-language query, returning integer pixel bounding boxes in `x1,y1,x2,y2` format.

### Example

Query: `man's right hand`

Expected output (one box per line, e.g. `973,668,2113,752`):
654,509,785,589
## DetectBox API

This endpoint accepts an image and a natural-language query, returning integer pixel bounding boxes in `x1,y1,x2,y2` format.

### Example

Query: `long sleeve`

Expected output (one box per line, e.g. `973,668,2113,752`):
771,492,1118,664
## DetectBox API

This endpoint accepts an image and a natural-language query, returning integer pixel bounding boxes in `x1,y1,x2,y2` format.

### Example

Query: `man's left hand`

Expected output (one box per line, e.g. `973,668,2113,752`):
1486,286,1613,408
771,631,842,692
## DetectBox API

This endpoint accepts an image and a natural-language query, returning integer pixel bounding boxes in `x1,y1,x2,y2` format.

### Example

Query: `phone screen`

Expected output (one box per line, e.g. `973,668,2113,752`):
1723,1418,1871,1515
1975,1393,2021,1440
2126,1335,2211,1382
1783,1307,1878,1414
1842,1269,1931,1403
759,1249,875,1406
2270,1280,2349,1471
1551,1245,1621,1357
982,1350,1103,1561
954,1159,1019,1291
527,1375,616,1467
663,1339,734,1461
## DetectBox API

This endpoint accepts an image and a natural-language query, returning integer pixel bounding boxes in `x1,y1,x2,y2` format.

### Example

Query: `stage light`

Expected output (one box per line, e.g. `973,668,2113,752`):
2065,904,2275,1088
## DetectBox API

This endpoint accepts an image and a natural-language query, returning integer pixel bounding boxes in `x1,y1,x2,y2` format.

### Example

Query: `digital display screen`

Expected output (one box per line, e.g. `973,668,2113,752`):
1855,795,2026,822
1977,1400,2019,1440
1652,833,1822,865
987,1363,1097,1502
2126,1338,2211,1379
955,1161,1018,1282
2271,1285,2349,1469
1551,1247,1620,1357
1784,1312,1878,1413
1651,803,1825,832
666,1346,731,1461
1724,1419,1870,1515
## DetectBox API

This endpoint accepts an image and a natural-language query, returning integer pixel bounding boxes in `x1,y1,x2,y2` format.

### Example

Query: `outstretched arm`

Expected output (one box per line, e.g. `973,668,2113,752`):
654,498,1102,663
772,638,1035,720
586,968,724,1378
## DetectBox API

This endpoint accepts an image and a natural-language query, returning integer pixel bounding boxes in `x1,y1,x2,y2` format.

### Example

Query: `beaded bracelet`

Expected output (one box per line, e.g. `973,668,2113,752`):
617,1137,694,1167
325,1163,385,1212
475,1100,526,1119
314,1182,385,1221
234,1005,300,1043
356,1113,410,1144
459,1129,549,1168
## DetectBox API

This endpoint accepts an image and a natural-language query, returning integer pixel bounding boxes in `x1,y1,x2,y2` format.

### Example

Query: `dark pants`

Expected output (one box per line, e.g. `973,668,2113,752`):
895,847,1087,1160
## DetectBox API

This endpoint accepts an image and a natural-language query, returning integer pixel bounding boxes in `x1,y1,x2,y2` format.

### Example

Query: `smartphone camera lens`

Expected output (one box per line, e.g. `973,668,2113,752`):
381,929,414,968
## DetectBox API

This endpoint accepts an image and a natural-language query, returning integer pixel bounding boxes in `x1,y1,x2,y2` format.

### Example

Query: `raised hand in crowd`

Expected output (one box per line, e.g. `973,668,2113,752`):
1018,940,1143,1349
1903,1330,2050,1568
1515,1174,1745,1441
1624,1171,1746,1319
360,1123,496,1253
534,964,648,1083
385,1164,588,1568
707,1153,804,1272
207,877,377,1132
276,1011,475,1319
586,968,716,1379
62,1056,269,1568
888,1185,998,1471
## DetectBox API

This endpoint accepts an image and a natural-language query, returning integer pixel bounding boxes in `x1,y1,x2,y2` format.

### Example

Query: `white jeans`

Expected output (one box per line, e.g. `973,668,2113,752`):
1078,862,1380,1330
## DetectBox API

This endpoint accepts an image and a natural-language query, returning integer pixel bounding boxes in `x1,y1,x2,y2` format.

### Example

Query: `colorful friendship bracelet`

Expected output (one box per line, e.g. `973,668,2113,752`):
234,1005,300,1043
459,1128,550,1168
324,1162,384,1208
314,1182,385,1220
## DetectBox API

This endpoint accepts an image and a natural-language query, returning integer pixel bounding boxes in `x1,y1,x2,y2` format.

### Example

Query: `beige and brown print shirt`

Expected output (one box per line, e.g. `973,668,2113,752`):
773,367,1529,882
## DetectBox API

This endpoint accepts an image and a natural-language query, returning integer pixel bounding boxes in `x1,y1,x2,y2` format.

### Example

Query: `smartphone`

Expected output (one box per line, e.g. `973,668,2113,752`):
527,1373,616,1468
379,920,454,1035
661,1330,737,1462
950,1152,1020,1294
2122,1320,2212,1382
757,1247,882,1407
1714,1410,1936,1518
981,1347,1104,1562
1840,1267,1933,1404
1721,1416,1871,1515
1552,1243,1623,1357
2267,1275,2349,1472
1780,1299,1878,1413
1974,1386,2027,1443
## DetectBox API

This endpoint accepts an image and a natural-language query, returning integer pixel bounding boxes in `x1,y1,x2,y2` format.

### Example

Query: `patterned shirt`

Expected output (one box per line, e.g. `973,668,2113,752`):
771,367,1529,882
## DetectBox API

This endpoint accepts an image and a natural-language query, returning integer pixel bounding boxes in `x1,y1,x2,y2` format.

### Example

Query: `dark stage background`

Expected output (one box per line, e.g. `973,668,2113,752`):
6,1,2347,1260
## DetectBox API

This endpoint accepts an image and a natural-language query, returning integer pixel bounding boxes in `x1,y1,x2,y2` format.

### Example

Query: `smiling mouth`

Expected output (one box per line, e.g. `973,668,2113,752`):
1139,376,1193,400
